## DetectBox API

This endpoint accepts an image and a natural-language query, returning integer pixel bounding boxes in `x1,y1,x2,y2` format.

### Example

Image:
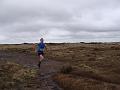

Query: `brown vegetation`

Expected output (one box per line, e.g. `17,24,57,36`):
46,43,120,90
0,61,37,89
1,43,120,90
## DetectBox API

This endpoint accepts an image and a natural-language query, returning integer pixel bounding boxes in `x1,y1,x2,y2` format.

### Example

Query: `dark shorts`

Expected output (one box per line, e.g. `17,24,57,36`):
37,51,44,56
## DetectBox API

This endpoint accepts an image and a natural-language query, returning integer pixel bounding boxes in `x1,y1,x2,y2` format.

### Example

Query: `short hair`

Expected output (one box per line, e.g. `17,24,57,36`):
40,38,44,42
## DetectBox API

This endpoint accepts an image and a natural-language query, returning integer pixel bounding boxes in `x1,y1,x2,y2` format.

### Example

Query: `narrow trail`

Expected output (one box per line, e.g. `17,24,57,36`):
24,60,63,90
0,51,63,90
37,60,63,90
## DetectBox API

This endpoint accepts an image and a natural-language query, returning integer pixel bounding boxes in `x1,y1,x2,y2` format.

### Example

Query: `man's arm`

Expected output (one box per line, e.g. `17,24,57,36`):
45,44,47,51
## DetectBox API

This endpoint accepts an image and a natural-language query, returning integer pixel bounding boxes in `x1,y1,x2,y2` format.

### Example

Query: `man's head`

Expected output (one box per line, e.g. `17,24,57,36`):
40,38,44,42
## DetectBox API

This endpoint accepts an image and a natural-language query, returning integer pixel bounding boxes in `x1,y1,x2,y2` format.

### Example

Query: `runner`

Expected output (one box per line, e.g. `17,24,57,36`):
37,38,46,68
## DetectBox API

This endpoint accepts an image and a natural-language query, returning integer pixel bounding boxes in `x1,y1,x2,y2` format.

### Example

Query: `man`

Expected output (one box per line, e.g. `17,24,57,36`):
37,38,46,68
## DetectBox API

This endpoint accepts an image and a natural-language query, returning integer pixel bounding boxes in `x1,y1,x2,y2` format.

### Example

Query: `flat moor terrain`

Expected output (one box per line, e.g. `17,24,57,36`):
0,43,120,90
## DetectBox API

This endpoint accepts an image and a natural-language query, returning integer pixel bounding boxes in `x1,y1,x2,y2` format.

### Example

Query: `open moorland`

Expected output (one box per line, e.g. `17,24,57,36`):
0,43,120,90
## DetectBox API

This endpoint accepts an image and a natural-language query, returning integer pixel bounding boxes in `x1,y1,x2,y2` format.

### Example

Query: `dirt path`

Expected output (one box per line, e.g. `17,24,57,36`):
0,51,63,90
37,60,63,90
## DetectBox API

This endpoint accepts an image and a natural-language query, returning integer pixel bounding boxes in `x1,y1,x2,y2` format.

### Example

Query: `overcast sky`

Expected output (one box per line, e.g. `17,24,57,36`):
0,0,120,43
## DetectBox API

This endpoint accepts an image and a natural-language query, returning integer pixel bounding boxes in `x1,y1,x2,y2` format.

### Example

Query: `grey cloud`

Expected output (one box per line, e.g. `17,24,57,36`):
0,0,120,43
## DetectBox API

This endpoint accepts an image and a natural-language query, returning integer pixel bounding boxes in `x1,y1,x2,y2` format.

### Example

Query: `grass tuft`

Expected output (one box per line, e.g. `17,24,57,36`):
60,64,73,74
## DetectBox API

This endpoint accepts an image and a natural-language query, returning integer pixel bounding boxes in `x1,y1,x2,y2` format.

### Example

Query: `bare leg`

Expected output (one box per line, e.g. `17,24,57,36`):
38,55,44,68
39,55,44,62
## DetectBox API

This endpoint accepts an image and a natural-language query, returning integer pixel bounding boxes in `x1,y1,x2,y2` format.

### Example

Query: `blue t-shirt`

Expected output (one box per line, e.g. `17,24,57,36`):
37,42,45,52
